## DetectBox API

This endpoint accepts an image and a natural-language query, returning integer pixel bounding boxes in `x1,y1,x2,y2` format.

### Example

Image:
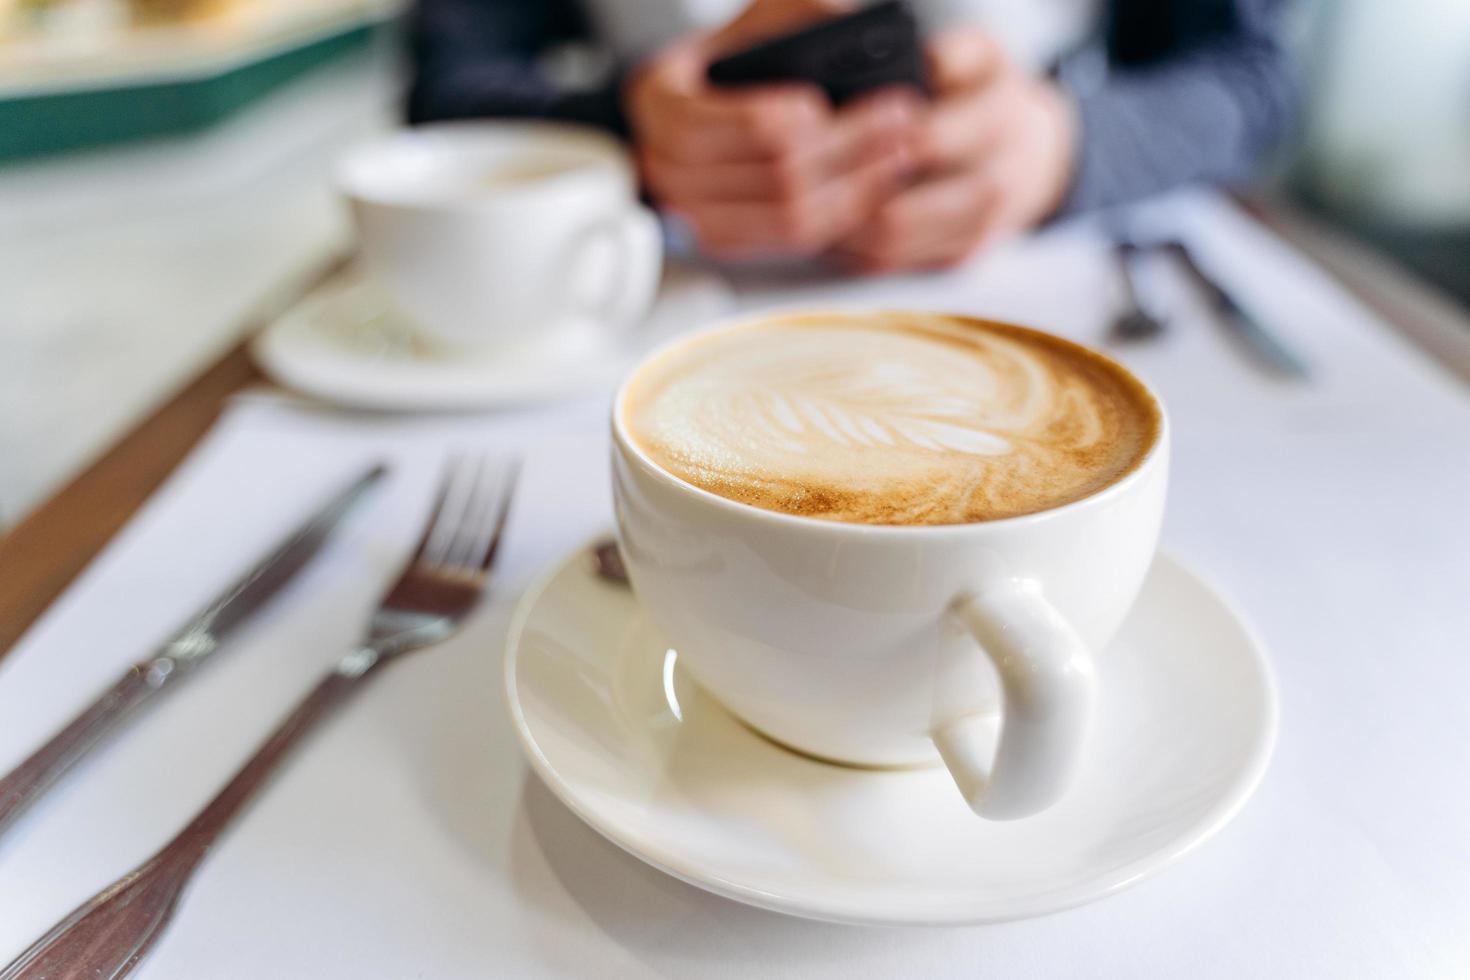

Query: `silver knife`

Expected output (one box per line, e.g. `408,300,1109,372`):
0,464,385,841
1163,239,1312,380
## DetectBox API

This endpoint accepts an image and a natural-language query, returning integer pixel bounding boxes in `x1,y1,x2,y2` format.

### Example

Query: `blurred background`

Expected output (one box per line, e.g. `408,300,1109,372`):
1,0,1466,526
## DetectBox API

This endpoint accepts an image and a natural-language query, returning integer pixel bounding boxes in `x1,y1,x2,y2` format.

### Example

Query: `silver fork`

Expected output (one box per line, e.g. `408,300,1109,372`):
1108,240,1168,343
2,455,518,980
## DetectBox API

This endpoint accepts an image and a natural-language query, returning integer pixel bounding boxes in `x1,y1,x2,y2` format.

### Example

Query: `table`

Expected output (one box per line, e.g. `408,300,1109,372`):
1,192,1468,979
4,194,1464,659
0,253,340,656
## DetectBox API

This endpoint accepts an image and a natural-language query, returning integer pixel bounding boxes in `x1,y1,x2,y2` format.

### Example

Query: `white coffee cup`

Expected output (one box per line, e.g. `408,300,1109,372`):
611,312,1169,820
338,122,663,351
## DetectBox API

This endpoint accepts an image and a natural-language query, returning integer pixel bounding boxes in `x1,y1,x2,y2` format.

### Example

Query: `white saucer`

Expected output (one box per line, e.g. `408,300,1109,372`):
505,537,1278,926
250,263,733,411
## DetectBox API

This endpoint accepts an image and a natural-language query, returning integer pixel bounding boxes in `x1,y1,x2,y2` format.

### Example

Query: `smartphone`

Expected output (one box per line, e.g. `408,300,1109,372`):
706,1,928,105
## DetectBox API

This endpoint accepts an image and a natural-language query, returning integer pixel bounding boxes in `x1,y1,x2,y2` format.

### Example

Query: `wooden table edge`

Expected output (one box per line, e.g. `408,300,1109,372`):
0,253,350,657
2,200,1466,661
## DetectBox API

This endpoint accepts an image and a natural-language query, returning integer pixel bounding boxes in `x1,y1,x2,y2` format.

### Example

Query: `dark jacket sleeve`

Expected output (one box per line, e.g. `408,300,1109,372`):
406,0,628,134
1055,0,1299,214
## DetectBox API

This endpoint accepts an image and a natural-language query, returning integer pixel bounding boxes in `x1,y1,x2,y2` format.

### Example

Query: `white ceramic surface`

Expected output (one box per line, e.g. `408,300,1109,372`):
338,123,662,350
249,262,733,411
612,314,1169,819
505,538,1278,926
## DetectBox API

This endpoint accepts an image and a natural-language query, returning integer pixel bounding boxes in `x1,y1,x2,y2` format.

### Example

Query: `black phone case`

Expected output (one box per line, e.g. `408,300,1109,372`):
706,1,927,105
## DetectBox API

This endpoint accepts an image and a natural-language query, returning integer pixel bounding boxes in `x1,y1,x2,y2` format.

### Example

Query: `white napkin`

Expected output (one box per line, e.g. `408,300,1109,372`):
0,395,624,977
3,190,1468,979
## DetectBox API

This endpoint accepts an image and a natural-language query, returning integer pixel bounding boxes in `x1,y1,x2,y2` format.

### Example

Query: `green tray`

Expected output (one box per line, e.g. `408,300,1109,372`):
0,22,379,163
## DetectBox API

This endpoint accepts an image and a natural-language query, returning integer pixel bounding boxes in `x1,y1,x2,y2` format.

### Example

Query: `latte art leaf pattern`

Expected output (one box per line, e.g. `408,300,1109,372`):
624,312,1159,526
744,367,1015,457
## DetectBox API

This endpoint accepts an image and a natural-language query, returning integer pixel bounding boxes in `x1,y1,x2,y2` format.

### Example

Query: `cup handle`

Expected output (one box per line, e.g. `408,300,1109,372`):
565,206,663,337
932,581,1096,820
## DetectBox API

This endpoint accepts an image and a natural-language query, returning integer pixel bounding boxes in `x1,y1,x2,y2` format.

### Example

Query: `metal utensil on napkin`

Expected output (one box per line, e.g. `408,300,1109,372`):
0,464,385,842
1,455,517,980
1108,240,1168,343
590,537,629,585
1161,238,1312,379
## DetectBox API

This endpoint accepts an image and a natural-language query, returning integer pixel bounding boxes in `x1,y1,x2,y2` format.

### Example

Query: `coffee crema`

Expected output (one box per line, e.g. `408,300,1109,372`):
621,311,1161,526
475,157,583,190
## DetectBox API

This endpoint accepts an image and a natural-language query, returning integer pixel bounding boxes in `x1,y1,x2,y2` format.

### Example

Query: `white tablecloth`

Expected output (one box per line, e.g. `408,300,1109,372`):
2,191,1468,979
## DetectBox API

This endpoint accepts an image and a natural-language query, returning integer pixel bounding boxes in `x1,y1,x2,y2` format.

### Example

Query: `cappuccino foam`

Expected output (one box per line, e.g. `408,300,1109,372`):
622,312,1160,526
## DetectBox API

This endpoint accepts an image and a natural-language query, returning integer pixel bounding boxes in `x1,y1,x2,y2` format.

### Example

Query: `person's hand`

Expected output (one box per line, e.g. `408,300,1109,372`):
834,30,1076,273
624,0,920,260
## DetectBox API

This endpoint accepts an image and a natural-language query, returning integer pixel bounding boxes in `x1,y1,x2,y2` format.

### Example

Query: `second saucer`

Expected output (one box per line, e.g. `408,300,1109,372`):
251,262,733,412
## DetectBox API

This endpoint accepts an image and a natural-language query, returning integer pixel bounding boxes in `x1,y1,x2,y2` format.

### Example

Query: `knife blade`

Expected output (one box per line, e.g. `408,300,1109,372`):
0,463,385,841
1162,239,1312,380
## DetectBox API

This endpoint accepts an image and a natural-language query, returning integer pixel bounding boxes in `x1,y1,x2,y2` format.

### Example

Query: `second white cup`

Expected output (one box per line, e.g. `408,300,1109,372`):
339,122,663,352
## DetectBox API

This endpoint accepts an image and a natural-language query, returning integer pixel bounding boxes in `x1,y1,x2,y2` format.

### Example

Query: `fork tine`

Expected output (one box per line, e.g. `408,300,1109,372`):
420,455,476,567
408,455,458,564
412,453,519,577
468,460,519,573
443,455,495,571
